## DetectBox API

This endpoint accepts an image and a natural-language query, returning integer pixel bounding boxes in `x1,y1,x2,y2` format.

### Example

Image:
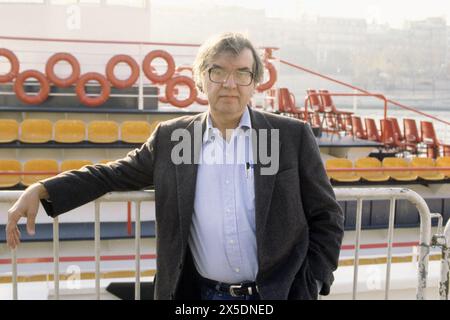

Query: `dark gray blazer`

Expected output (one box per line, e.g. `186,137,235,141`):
40,108,344,300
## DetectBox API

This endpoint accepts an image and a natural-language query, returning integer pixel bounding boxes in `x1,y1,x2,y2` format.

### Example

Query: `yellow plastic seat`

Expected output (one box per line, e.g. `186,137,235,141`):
121,121,151,143
411,157,445,181
60,159,93,172
382,157,417,181
0,159,21,187
0,119,19,143
20,119,53,143
325,158,360,182
436,157,450,178
22,159,59,186
87,121,119,143
355,157,390,182
54,120,86,143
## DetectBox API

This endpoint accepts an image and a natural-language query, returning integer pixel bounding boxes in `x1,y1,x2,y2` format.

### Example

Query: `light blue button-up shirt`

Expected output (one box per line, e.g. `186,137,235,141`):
188,107,258,283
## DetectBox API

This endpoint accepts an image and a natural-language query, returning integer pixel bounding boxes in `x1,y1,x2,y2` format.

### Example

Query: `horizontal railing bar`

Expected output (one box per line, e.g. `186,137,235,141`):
0,190,155,202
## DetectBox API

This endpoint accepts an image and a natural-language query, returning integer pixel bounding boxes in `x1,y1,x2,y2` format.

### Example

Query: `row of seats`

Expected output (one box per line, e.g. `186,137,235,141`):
0,159,112,187
0,119,160,144
326,156,450,182
2,156,450,188
352,116,450,157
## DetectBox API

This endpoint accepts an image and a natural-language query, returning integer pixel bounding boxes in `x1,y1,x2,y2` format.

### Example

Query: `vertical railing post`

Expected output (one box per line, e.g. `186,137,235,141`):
134,201,142,300
352,198,363,300
53,217,60,300
385,198,396,300
439,220,450,300
11,249,17,300
94,201,101,300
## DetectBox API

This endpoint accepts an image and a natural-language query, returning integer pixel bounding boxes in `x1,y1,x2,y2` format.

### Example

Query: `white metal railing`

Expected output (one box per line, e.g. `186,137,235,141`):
2,190,154,300
1,188,441,300
436,217,450,300
334,187,432,300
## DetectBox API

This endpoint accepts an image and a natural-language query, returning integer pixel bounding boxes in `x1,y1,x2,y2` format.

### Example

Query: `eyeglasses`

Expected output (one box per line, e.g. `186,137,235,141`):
208,67,254,86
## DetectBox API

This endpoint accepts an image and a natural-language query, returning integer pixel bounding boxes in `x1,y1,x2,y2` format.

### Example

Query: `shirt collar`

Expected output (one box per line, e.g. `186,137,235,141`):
203,106,252,143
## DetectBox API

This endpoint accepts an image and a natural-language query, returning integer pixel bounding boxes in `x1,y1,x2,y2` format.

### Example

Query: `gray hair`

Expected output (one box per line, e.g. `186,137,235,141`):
192,32,264,93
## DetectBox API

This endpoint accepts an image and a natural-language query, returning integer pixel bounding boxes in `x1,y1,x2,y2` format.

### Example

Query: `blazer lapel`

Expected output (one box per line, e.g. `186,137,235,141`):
174,112,207,247
248,108,281,244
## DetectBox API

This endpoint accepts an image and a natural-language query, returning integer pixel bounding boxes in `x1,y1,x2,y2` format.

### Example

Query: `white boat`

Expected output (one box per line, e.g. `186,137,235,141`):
0,1,450,300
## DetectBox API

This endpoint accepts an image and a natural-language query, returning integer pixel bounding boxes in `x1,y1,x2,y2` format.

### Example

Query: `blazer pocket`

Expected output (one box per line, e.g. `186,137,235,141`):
288,259,318,300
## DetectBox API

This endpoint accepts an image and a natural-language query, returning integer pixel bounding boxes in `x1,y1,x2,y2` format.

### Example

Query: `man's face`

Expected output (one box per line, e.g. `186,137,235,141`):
202,48,256,118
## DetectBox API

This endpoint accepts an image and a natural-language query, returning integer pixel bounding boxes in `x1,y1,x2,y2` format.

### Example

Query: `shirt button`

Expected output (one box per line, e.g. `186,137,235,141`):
235,268,240,273
229,240,235,244
226,209,231,213
225,180,230,184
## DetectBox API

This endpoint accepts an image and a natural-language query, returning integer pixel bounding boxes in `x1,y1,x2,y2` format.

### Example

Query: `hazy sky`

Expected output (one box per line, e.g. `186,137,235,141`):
154,0,449,28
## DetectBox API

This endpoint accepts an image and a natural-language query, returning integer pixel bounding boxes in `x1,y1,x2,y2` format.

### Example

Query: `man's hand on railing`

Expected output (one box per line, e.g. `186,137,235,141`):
6,183,49,249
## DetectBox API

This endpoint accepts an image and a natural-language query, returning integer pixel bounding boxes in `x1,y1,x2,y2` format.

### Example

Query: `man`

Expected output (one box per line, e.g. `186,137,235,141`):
6,32,344,300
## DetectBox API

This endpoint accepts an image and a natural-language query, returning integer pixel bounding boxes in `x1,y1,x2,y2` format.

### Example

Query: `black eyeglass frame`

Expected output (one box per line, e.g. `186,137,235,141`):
207,67,255,86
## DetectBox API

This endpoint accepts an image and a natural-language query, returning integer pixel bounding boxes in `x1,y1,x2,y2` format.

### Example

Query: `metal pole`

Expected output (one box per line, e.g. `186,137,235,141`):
385,198,396,300
53,217,60,300
95,201,101,300
352,198,363,300
135,201,141,300
440,220,450,299
11,249,17,300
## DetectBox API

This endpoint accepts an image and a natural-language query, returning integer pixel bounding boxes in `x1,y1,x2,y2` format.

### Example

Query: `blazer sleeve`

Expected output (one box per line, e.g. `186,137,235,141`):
40,123,161,218
297,123,345,295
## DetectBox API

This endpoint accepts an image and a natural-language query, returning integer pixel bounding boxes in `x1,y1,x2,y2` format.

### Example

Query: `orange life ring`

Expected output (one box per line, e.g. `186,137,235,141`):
45,52,80,87
256,61,277,92
14,70,50,105
158,86,179,103
159,95,168,103
165,76,197,108
142,50,175,84
175,65,193,76
76,72,111,107
105,54,139,89
0,48,20,83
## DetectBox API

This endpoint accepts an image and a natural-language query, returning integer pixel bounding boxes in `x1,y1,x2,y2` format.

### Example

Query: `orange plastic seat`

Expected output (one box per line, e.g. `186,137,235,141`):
325,158,360,182
20,119,53,143
382,157,417,181
365,118,381,142
87,121,119,143
411,157,445,181
351,116,367,140
436,157,450,177
22,159,59,186
0,119,19,143
54,120,86,143
355,157,389,182
0,159,21,187
60,159,93,172
121,121,152,143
